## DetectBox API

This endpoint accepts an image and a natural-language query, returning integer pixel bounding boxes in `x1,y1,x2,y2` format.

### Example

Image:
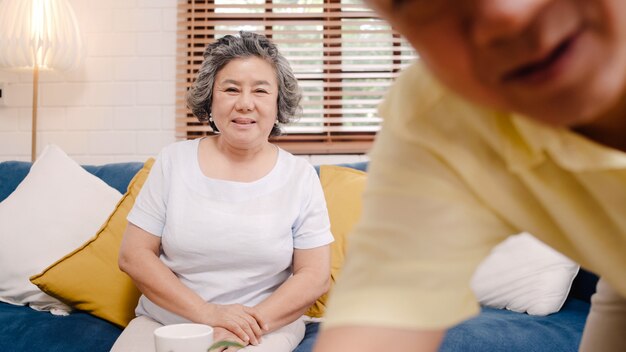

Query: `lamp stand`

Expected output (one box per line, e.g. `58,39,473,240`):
31,62,39,162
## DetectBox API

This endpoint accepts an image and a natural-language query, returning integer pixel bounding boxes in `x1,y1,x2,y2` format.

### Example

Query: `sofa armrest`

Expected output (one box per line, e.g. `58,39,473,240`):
567,269,599,303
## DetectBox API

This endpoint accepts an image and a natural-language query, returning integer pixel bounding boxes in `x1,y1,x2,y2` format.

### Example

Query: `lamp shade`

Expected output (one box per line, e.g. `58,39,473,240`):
0,0,82,71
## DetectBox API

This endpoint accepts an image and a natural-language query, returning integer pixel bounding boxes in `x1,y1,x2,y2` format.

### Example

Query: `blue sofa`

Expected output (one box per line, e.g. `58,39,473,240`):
0,160,597,352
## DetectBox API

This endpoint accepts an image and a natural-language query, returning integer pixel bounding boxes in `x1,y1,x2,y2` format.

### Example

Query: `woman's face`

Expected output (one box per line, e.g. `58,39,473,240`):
367,0,626,127
211,57,279,148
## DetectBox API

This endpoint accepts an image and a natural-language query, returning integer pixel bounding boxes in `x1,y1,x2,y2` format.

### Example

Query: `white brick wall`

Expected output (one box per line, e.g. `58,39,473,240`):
0,0,366,165
0,0,177,163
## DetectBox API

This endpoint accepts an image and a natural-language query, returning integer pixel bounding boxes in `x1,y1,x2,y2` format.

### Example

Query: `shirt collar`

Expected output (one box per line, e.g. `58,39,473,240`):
506,114,626,172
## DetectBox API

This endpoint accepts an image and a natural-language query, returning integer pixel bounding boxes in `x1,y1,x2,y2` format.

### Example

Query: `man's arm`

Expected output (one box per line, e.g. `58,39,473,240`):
313,326,445,352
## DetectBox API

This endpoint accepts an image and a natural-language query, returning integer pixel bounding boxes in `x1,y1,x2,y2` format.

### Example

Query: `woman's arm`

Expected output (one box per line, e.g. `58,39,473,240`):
118,223,266,345
253,245,331,333
313,326,445,352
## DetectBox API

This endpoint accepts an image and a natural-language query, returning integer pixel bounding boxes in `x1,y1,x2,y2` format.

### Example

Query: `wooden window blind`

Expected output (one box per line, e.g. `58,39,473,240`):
176,0,417,154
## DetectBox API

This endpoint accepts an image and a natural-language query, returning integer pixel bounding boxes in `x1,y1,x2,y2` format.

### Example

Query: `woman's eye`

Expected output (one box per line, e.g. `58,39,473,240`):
255,89,268,94
224,87,238,92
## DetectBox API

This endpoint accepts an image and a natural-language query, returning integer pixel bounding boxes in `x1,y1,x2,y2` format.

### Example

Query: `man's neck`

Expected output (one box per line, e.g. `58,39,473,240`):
573,90,626,153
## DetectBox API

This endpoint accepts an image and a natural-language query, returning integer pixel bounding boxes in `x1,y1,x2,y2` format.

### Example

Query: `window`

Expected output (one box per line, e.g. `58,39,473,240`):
176,0,417,154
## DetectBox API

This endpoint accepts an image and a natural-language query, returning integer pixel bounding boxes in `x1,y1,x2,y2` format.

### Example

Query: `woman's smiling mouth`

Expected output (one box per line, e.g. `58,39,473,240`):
232,118,256,125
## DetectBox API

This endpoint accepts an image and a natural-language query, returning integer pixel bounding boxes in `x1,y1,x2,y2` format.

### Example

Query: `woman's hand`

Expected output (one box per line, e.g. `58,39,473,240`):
211,327,247,352
206,303,267,345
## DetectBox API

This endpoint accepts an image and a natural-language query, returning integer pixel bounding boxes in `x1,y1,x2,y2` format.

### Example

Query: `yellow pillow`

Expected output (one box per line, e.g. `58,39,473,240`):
305,165,367,318
30,158,154,328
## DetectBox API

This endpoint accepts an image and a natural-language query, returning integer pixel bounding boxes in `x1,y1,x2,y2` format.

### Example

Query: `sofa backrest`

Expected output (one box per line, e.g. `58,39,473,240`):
0,161,32,203
313,161,368,175
0,161,143,202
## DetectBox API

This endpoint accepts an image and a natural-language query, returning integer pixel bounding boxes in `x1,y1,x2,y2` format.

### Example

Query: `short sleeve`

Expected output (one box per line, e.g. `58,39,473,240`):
322,66,515,330
292,165,334,249
127,152,169,237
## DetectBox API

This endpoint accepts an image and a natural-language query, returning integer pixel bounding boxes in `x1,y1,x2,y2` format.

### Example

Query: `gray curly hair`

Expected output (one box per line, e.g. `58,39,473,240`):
186,31,301,136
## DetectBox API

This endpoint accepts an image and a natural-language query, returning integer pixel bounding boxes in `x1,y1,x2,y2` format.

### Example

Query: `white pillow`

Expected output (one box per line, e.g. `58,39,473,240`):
0,145,122,313
471,232,579,316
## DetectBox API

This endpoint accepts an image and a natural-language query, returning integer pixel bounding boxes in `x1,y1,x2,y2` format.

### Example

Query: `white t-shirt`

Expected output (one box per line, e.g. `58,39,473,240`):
128,138,333,325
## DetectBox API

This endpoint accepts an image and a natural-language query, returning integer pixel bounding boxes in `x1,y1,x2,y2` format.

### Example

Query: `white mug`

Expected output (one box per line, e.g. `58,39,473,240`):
154,323,214,352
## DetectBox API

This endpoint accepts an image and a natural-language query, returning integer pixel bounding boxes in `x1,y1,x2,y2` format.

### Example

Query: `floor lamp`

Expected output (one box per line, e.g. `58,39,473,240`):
0,0,82,162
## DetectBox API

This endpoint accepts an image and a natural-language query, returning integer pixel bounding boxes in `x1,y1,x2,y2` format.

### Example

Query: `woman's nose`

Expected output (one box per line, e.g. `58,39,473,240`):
468,0,549,47
235,92,254,112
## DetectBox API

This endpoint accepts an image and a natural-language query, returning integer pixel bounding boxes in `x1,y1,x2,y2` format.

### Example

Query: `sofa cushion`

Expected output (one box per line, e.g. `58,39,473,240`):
293,322,321,352
306,165,367,318
0,301,121,352
440,299,590,352
0,145,122,312
31,158,155,328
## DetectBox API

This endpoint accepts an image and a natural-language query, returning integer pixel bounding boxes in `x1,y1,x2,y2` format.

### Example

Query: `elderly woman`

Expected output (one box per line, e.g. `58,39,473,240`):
112,31,333,352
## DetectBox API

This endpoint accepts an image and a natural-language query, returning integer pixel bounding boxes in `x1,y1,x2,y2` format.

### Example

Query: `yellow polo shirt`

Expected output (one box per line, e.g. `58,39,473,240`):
323,62,626,330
